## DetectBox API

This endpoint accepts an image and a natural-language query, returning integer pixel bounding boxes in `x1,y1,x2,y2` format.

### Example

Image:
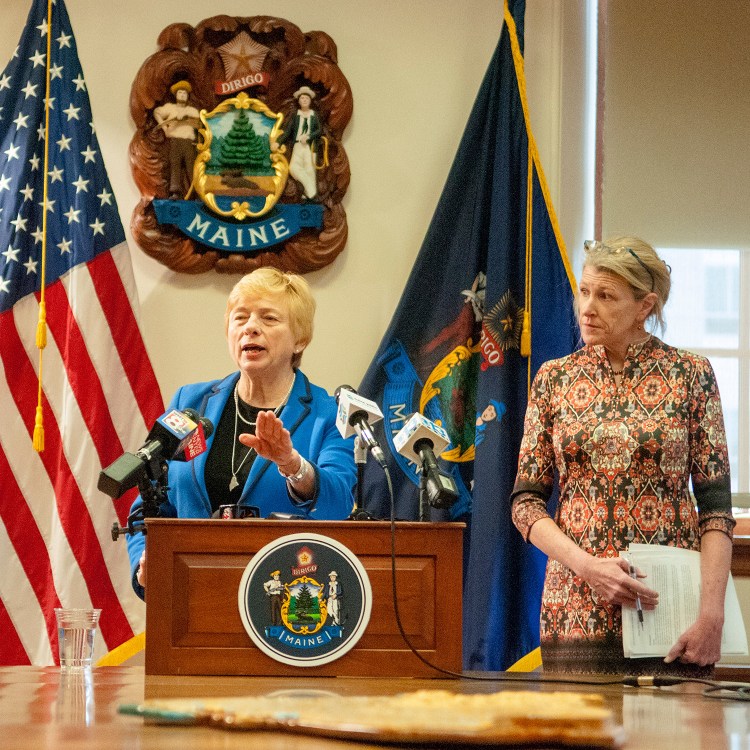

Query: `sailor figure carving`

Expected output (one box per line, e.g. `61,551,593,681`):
275,86,322,201
326,570,343,626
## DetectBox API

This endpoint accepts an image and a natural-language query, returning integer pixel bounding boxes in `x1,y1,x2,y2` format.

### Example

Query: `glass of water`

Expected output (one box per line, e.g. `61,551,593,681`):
54,608,101,670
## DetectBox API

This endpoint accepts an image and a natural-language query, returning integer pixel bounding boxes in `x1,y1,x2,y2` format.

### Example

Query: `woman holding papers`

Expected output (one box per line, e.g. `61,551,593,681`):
127,268,356,599
511,237,734,675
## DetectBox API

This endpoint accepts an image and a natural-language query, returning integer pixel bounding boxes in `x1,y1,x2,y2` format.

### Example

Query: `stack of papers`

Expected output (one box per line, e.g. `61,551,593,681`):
622,543,748,659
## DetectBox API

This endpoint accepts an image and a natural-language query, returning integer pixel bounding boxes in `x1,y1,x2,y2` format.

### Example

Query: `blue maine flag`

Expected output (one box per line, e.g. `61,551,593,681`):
358,0,579,671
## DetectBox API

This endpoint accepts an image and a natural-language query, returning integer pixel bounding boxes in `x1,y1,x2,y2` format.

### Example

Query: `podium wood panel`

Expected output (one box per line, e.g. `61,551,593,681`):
144,519,464,677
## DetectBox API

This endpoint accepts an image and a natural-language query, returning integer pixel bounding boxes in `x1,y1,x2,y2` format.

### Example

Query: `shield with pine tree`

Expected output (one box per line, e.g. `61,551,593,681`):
194,92,288,209
286,578,324,632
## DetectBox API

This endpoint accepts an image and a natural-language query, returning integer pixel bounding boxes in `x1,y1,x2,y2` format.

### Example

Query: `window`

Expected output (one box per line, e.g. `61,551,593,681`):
659,248,750,504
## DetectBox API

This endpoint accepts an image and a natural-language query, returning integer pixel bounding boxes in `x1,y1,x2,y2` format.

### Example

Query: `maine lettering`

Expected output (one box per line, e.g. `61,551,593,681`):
188,213,290,249
277,630,333,649
153,200,324,253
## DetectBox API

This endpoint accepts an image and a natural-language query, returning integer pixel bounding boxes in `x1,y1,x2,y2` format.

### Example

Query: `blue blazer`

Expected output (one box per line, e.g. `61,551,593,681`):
126,369,356,596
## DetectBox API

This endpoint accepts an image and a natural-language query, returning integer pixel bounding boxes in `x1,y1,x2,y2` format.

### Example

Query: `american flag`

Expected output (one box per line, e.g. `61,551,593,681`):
0,0,163,665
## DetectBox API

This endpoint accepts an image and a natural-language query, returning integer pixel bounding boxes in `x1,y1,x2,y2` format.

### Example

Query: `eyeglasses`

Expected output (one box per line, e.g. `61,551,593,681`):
583,240,655,292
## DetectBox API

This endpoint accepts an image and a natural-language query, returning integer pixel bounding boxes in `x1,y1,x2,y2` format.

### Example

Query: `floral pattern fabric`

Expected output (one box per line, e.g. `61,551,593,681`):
511,337,734,673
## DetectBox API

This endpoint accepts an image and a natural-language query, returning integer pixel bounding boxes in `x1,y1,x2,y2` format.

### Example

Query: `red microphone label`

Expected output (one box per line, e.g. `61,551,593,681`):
182,423,208,460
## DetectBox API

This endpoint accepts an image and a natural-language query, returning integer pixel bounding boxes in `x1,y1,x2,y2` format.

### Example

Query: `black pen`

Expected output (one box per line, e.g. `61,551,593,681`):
629,561,644,627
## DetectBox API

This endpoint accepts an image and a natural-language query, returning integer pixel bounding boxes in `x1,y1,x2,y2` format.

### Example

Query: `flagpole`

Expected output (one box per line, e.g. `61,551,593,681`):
33,0,55,452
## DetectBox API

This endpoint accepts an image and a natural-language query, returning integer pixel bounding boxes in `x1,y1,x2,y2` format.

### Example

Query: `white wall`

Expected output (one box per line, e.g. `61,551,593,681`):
0,0,586,403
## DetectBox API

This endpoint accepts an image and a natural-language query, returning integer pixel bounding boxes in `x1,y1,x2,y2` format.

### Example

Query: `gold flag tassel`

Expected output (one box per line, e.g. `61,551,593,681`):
520,148,533,359
32,403,45,452
520,310,531,358
33,0,55,452
36,299,47,348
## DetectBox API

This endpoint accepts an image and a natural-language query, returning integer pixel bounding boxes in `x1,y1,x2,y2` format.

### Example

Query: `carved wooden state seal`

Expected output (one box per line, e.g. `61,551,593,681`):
129,16,352,275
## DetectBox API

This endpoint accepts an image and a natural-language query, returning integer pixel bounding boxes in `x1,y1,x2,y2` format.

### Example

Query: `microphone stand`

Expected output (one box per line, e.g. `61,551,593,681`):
356,442,365,511
348,436,379,520
418,469,429,522
111,457,169,541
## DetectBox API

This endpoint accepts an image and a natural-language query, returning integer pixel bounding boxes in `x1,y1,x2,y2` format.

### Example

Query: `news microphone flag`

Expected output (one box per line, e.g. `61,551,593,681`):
182,420,210,461
148,409,205,459
335,386,387,467
0,0,164,665
334,388,384,441
358,0,578,671
97,410,212,500
175,408,213,460
393,412,450,466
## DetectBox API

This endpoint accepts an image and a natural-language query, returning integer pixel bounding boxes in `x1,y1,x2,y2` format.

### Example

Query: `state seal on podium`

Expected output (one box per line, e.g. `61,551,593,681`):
238,533,372,667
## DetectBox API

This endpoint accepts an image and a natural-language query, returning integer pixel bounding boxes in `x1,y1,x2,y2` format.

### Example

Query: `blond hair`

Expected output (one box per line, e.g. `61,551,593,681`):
225,268,315,368
582,236,671,332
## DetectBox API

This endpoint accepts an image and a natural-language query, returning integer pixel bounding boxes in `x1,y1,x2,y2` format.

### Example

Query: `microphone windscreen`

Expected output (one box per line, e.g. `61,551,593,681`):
148,409,201,458
393,412,450,464
334,387,384,439
182,408,214,438
97,452,144,499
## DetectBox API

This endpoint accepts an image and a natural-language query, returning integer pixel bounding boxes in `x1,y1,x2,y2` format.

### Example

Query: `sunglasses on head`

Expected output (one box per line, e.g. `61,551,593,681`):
584,240,656,292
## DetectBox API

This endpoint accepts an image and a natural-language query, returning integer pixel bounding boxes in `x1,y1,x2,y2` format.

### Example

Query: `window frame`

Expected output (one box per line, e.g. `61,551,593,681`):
658,246,750,507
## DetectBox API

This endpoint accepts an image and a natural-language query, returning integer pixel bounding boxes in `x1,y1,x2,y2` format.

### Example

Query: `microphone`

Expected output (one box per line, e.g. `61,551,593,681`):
393,413,458,510
98,408,214,499
172,408,212,461
334,385,387,467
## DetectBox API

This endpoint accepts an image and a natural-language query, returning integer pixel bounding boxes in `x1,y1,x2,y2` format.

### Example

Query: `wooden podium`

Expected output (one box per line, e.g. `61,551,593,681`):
144,518,464,677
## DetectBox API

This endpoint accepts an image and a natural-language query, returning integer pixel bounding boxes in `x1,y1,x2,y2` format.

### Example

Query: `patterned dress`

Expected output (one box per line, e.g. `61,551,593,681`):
511,337,734,674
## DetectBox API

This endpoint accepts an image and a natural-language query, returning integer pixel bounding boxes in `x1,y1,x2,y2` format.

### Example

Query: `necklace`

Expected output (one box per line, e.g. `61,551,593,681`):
229,374,296,492
608,334,651,378
236,398,259,427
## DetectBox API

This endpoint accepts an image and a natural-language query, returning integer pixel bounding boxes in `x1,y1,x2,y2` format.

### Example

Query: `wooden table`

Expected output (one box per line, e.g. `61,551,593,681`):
1,666,747,749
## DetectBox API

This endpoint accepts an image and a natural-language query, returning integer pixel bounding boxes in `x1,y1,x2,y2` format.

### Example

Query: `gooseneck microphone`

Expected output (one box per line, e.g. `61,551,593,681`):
334,385,387,467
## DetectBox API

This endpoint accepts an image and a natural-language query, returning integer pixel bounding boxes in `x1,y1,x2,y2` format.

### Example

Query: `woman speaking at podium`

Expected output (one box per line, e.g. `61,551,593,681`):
127,268,356,599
